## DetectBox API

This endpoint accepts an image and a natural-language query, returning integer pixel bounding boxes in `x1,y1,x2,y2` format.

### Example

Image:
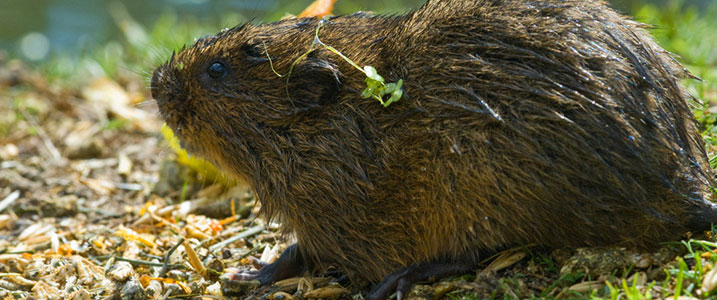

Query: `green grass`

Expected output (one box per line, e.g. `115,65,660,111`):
34,12,241,87
632,1,717,152
605,275,657,300
596,236,717,299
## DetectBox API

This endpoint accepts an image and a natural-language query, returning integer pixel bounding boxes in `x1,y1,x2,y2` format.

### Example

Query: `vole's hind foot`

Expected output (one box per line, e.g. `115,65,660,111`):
367,259,477,300
224,243,308,285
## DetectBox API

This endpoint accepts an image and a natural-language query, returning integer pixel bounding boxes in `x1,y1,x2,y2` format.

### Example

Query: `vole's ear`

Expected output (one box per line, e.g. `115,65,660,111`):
288,53,343,108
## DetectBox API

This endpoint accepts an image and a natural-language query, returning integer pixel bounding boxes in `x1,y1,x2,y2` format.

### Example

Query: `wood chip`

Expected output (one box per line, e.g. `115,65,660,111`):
117,153,132,176
183,239,206,278
0,190,20,212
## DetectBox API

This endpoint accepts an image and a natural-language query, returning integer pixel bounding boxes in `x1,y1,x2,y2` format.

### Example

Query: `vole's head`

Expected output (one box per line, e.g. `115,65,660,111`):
151,18,344,158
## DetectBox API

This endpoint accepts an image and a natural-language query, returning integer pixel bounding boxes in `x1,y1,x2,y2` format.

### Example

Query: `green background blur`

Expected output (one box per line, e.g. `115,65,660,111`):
0,0,714,62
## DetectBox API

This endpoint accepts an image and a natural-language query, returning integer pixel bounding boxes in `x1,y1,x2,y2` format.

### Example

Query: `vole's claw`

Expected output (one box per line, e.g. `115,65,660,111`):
396,288,405,300
396,278,411,300
366,268,412,300
248,256,268,270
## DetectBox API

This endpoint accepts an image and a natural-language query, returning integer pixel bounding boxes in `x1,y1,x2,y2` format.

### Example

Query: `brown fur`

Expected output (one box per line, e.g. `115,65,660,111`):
152,0,716,284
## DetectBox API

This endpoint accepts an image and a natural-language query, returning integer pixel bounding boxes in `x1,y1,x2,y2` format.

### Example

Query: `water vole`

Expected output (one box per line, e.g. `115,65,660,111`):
151,0,717,298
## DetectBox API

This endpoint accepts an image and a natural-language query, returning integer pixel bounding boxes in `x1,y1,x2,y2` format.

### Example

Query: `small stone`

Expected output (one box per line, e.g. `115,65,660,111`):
144,279,162,299
166,269,188,282
107,261,134,282
206,281,223,296
205,257,225,281
40,195,79,217
163,283,185,297
0,143,19,160
118,277,146,300
117,153,132,177
66,138,104,160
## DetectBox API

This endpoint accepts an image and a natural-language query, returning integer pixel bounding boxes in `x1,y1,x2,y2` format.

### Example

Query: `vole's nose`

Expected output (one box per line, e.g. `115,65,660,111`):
150,65,179,106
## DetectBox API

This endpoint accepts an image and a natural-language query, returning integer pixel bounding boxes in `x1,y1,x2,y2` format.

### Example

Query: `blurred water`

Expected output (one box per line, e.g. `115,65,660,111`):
0,0,712,61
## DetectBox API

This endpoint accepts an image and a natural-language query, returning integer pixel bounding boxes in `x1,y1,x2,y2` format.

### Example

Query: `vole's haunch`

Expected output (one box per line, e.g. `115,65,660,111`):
151,0,717,298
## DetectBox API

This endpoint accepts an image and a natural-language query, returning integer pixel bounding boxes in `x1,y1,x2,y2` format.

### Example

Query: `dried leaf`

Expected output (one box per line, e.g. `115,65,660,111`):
567,281,604,293
31,281,61,300
274,277,330,291
18,223,55,241
701,266,717,293
298,0,336,18
304,286,348,299
482,249,527,274
114,225,156,248
261,243,281,264
79,177,116,195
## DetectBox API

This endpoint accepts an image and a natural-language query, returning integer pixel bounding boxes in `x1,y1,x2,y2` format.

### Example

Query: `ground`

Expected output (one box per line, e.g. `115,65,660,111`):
1,1,717,299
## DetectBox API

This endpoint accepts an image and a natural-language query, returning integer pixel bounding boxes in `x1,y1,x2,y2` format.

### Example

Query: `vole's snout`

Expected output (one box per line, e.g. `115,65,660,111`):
150,64,183,127
150,67,165,103
151,65,182,108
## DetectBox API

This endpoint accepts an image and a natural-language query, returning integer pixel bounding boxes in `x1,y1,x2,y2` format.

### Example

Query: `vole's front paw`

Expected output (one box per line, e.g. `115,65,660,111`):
223,268,262,282
224,243,307,286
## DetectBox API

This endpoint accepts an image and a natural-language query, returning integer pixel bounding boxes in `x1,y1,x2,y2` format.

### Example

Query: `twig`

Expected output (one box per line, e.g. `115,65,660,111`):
147,207,182,233
140,253,164,261
239,244,263,260
160,238,185,277
0,190,20,213
19,106,62,161
208,224,265,253
2,250,36,255
110,256,185,269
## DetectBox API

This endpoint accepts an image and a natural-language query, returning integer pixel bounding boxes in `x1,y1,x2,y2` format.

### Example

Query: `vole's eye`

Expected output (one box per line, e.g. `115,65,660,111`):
207,61,227,79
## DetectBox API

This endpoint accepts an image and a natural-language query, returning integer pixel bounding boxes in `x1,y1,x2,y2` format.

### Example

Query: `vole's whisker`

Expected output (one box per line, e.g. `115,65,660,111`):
134,99,157,108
